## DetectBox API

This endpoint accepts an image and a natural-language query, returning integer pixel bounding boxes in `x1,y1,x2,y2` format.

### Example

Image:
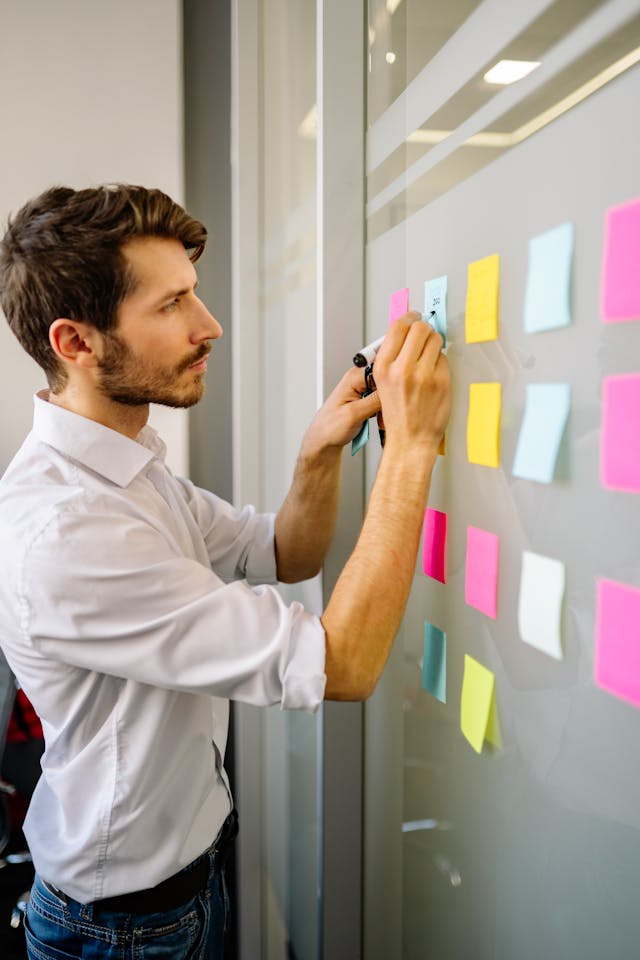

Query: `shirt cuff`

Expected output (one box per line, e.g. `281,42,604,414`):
281,606,327,713
245,513,278,586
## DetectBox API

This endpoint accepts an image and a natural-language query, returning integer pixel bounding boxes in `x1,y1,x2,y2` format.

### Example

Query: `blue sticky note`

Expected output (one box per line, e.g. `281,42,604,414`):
424,276,448,345
351,418,370,456
422,622,446,703
524,222,573,333
512,383,570,483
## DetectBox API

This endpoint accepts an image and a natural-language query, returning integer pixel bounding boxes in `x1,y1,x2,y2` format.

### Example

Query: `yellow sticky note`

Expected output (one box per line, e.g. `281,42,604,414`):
467,382,501,467
460,654,502,754
465,253,499,343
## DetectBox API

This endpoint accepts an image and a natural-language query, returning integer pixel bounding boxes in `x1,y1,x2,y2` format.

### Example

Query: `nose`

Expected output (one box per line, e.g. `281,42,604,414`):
191,296,223,343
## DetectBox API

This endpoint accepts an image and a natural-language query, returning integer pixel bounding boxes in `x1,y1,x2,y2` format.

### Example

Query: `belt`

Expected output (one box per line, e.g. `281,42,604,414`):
91,809,239,916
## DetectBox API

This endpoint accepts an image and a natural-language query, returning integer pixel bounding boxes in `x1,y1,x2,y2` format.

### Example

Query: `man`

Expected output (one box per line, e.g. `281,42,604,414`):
0,184,450,959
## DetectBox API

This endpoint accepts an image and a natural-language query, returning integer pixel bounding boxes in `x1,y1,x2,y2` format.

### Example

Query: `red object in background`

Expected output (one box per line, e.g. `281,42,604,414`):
5,690,43,745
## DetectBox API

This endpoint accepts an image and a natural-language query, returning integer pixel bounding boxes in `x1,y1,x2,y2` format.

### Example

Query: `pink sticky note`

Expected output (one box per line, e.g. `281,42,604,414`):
389,287,409,325
422,508,446,583
601,198,640,322
595,578,640,708
465,526,499,619
601,374,640,493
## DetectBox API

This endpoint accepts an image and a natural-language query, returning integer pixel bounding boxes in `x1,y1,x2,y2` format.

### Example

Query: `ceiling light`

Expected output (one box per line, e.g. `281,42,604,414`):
483,59,540,85
386,51,397,64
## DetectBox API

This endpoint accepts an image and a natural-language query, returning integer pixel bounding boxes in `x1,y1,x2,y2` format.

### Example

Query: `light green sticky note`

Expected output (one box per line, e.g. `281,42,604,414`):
424,276,448,346
460,654,501,753
351,418,369,456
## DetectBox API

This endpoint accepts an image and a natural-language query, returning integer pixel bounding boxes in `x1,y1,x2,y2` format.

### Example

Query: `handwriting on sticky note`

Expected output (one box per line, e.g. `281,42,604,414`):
422,508,446,583
465,526,499,619
424,276,447,345
422,623,446,703
460,655,501,754
517,551,565,660
389,287,409,325
467,383,501,468
601,197,640,323
601,374,640,494
465,254,499,343
595,578,640,708
524,223,573,333
512,383,571,484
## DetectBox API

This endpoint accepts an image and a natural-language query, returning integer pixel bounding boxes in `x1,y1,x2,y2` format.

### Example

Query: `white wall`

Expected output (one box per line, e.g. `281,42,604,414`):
0,0,187,473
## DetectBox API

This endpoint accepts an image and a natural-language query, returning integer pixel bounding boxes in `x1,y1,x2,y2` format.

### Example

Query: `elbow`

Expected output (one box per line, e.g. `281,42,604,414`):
324,666,378,702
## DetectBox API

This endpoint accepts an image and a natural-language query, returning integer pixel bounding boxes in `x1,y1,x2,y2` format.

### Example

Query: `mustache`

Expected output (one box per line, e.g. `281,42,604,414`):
177,344,211,373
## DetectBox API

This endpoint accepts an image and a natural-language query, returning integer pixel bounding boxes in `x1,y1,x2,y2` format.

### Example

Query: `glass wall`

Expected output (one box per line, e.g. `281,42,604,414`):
363,1,640,958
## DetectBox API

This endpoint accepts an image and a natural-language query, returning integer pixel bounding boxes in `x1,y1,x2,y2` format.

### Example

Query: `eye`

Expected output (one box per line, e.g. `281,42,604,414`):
162,297,181,313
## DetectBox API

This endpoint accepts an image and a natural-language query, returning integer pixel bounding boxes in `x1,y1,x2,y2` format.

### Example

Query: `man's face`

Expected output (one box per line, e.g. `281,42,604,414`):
97,236,222,408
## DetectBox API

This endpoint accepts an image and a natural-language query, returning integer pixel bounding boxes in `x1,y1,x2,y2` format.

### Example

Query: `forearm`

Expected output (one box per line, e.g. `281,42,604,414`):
321,438,438,700
274,444,343,582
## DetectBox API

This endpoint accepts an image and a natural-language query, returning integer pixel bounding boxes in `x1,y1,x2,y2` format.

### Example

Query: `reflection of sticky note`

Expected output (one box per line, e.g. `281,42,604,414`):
595,578,640,708
465,254,499,343
422,622,446,703
601,198,640,323
513,383,571,483
524,222,573,333
460,655,502,754
422,508,446,583
467,382,501,467
465,526,499,619
601,374,640,493
389,287,409,324
424,276,447,345
517,551,565,660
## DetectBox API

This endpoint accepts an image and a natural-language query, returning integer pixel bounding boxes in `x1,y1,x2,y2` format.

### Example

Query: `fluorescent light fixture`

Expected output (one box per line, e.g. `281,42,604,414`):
483,59,540,85
386,0,403,13
386,51,396,64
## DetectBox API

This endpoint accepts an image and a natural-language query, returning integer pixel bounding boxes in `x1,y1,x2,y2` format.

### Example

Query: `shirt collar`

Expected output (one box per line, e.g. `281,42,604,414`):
32,391,166,487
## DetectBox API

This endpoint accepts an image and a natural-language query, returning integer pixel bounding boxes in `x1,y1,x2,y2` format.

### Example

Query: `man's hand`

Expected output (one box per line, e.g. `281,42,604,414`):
298,364,382,460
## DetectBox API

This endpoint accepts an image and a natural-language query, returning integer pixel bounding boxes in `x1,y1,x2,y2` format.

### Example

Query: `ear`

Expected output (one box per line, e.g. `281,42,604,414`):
49,319,101,370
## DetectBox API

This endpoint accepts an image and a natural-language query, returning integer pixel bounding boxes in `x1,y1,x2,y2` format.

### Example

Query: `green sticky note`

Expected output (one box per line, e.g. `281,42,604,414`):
351,418,369,456
460,654,502,753
422,622,446,703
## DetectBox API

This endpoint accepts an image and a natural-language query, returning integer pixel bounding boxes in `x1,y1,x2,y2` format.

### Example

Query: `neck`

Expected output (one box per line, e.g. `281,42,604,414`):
48,385,149,440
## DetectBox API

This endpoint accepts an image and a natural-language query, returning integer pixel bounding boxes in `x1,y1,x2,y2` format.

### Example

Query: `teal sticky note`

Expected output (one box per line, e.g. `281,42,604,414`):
351,418,370,456
524,222,573,333
422,622,446,703
512,383,570,483
424,276,448,345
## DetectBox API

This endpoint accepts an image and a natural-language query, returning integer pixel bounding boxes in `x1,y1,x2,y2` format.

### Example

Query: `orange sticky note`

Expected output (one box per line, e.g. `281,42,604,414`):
465,254,499,343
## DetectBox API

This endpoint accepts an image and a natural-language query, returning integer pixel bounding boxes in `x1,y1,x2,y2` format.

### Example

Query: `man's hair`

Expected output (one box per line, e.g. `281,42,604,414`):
0,184,207,390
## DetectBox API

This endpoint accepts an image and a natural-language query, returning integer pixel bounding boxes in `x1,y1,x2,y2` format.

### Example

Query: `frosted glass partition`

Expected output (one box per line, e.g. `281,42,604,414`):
363,1,640,957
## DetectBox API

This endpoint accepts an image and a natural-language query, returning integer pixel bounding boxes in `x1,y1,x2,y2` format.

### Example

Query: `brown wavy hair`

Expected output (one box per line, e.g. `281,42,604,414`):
0,184,207,390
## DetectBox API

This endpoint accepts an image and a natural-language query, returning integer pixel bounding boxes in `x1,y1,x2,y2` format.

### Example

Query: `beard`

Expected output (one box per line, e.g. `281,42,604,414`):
97,331,210,408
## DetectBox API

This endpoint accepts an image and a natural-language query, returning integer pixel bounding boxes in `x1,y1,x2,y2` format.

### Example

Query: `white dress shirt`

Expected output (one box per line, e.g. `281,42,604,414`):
0,392,326,902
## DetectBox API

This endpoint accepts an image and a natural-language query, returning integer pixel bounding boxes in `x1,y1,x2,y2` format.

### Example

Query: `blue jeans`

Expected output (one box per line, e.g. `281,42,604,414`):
24,848,229,959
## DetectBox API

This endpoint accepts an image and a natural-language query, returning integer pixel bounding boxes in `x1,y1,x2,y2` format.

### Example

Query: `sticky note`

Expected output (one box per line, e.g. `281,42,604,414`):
595,578,640,708
422,622,446,703
460,655,502,754
467,382,501,467
517,551,565,660
422,508,446,583
524,222,573,332
512,383,571,483
601,374,640,493
601,198,640,322
351,418,369,456
424,276,447,345
389,287,409,324
465,526,499,619
465,254,499,343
